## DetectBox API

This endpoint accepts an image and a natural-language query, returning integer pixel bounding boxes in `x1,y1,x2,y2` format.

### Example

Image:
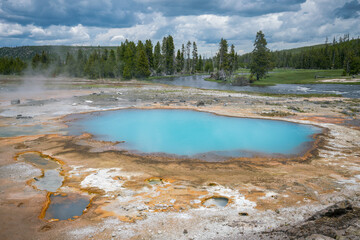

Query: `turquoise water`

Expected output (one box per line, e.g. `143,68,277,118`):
70,109,320,157
203,197,229,207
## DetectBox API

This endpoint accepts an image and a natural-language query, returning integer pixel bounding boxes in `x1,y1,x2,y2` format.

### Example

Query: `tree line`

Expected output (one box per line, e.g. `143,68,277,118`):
0,57,27,74
239,34,360,75
28,36,216,79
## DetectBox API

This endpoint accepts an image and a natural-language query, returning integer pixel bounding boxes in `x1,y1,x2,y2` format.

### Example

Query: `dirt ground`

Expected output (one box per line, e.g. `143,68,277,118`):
0,76,359,240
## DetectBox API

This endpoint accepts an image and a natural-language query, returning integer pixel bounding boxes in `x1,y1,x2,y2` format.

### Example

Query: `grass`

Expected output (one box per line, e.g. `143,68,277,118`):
204,68,359,86
146,73,206,80
245,92,340,98
205,68,359,86
213,89,340,98
252,69,359,86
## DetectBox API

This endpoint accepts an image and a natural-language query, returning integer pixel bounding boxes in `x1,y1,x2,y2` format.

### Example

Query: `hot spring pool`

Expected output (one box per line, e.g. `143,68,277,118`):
68,109,321,157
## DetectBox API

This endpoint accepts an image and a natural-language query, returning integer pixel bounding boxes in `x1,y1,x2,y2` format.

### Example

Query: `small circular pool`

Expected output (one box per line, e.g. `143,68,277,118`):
67,109,321,158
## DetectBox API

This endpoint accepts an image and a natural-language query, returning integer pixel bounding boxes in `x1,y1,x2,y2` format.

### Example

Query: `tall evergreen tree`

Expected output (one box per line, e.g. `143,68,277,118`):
197,55,203,71
153,41,162,74
228,44,238,73
123,41,136,78
192,42,198,73
165,35,175,75
218,38,228,71
105,49,116,77
250,31,272,81
136,48,151,77
145,39,154,68
204,59,214,73
176,49,182,73
65,52,77,76
181,44,185,71
186,41,191,73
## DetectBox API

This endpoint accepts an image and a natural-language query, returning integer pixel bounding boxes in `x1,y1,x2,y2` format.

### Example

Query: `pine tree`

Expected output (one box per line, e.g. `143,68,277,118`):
250,31,272,81
123,65,131,79
204,59,214,73
165,35,175,75
197,55,203,72
32,53,41,69
176,49,182,73
105,49,116,78
65,52,77,76
136,49,151,77
186,41,191,73
123,41,136,78
181,44,185,71
153,41,162,74
145,39,154,68
192,42,198,73
229,44,236,73
218,38,229,71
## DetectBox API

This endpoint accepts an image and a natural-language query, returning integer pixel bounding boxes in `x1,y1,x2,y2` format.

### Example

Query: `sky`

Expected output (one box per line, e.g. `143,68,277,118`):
0,0,359,56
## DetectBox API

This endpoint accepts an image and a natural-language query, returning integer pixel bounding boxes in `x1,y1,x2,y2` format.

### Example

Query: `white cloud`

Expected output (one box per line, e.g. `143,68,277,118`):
0,21,26,37
0,0,359,55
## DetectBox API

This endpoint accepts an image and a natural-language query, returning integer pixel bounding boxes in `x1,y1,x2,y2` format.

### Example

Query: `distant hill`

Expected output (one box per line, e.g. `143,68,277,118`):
0,45,118,60
0,42,329,61
275,43,326,54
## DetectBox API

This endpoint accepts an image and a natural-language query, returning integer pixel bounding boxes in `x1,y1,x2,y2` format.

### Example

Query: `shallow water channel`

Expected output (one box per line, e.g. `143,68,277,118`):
151,75,360,98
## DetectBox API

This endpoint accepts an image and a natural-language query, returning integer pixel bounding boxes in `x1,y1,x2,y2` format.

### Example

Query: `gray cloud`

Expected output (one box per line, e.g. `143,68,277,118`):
0,0,306,28
0,0,143,28
0,0,359,55
334,0,360,19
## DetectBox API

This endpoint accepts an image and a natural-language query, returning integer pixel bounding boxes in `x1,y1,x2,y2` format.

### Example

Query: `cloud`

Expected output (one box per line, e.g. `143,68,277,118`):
0,0,359,55
334,0,360,19
0,0,306,28
0,0,142,28
0,21,91,45
135,0,306,17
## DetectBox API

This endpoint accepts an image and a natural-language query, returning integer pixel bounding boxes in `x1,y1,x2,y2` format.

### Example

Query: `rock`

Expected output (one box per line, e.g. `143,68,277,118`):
196,101,205,107
16,115,32,119
11,99,20,105
231,75,250,86
284,200,360,239
307,200,353,221
239,212,249,216
305,234,334,240
137,206,147,211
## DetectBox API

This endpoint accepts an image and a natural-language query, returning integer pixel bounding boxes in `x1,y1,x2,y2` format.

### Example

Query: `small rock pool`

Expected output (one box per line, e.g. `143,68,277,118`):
67,109,321,158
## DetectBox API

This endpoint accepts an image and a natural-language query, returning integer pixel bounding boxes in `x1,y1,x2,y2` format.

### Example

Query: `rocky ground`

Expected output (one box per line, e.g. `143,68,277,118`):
0,76,359,240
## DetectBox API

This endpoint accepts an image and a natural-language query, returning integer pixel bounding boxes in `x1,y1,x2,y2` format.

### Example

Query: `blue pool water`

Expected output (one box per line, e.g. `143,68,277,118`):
69,109,321,157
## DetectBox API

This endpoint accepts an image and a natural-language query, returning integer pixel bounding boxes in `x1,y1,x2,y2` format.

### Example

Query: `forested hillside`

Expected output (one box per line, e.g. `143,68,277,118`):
2,34,359,78
0,35,214,78
0,46,118,60
239,35,360,75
